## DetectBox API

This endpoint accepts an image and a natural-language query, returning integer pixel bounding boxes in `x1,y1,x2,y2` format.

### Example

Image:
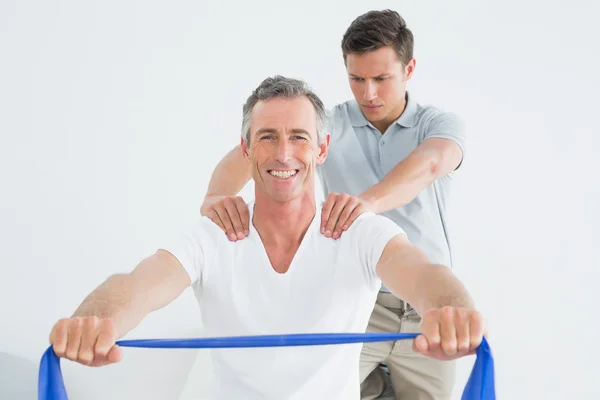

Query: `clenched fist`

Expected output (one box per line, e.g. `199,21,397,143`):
49,316,122,367
414,306,487,361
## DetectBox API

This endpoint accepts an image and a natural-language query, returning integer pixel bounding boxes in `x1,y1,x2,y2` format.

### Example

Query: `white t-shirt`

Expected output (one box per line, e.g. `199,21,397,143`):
161,201,405,400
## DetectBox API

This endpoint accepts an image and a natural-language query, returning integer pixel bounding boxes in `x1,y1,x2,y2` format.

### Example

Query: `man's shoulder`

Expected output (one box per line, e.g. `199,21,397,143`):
197,215,227,233
323,100,363,139
413,101,463,129
343,212,405,238
353,211,401,227
186,216,232,247
326,99,356,120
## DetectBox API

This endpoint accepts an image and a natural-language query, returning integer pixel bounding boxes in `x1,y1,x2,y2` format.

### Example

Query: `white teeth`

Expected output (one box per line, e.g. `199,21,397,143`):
269,170,297,179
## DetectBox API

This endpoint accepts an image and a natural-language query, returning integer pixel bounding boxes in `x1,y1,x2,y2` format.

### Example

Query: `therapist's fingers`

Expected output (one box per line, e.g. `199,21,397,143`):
233,196,250,236
332,198,360,238
214,203,237,240
208,196,248,241
322,193,349,238
205,209,226,232
223,197,248,239
320,193,337,234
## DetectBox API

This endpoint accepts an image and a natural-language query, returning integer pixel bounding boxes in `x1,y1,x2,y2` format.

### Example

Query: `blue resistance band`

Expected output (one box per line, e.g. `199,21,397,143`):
38,332,495,400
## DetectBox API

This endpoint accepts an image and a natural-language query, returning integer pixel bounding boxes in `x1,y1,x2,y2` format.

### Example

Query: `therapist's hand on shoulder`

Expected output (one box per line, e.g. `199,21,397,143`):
320,192,376,239
49,316,122,367
414,307,487,361
200,195,250,241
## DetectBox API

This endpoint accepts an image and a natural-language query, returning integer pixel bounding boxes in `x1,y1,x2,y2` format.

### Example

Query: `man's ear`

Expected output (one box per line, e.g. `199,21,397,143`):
240,137,250,161
405,58,416,81
316,133,331,165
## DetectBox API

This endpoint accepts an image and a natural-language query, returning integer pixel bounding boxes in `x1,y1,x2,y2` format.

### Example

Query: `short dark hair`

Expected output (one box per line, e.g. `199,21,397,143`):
341,9,414,66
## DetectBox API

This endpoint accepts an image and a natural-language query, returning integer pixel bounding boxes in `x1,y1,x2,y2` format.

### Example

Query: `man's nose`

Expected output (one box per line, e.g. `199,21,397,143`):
363,81,377,101
275,139,291,163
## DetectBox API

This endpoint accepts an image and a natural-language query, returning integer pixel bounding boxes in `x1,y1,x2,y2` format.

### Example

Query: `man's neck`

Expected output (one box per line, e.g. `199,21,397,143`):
371,93,407,134
252,193,317,249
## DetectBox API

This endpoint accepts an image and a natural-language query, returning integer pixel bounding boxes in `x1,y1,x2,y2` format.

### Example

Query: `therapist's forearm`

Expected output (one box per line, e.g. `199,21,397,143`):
359,151,439,213
205,145,251,197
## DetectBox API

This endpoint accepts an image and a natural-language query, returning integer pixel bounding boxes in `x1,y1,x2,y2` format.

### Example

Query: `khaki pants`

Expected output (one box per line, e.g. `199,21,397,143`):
359,292,456,400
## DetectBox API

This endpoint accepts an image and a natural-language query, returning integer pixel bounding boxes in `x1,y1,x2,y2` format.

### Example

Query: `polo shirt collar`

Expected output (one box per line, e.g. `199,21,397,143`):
349,91,418,129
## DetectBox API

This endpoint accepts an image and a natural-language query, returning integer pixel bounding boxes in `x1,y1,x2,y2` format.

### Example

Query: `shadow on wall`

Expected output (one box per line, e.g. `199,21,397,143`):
0,351,37,399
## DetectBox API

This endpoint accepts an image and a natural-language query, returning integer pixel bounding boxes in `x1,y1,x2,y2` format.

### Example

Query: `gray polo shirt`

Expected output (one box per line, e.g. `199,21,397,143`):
317,92,466,293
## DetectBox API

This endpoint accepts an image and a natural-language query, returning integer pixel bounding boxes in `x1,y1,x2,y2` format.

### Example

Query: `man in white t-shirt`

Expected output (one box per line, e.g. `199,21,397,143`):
48,75,486,400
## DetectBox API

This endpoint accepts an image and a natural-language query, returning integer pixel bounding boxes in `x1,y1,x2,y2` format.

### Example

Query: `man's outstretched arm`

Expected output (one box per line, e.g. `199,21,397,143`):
200,145,252,241
377,235,475,314
49,250,191,367
376,235,484,360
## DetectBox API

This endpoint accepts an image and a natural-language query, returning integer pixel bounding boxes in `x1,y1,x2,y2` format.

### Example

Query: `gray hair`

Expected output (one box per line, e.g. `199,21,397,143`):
241,75,327,144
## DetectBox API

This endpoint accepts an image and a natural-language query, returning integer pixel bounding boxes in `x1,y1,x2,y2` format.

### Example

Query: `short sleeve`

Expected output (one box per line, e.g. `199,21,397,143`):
159,218,217,286
324,107,334,134
350,213,406,282
423,112,466,169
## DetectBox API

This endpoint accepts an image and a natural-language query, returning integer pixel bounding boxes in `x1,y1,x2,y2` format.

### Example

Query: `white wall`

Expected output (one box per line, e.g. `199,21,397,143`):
1,0,598,399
